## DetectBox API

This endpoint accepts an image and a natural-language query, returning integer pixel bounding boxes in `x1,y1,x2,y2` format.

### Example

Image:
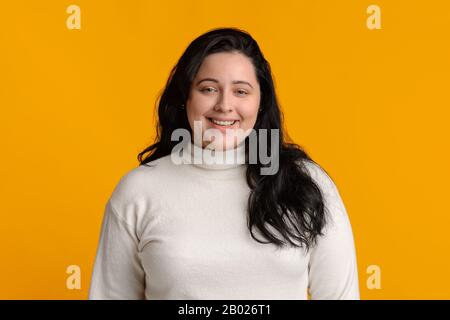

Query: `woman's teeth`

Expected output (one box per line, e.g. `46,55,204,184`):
209,118,236,126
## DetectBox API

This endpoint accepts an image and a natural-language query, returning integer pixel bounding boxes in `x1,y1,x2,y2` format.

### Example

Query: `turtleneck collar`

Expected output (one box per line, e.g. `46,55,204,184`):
179,141,247,170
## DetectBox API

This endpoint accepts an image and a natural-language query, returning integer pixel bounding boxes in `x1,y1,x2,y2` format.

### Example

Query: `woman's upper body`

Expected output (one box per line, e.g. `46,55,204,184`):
88,141,360,300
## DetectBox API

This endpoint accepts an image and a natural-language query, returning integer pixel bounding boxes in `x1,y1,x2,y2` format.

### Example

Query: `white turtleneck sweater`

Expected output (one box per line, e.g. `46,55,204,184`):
88,142,360,300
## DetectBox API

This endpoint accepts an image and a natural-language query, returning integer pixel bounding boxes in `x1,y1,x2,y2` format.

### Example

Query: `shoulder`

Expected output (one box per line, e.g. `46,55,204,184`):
299,159,348,223
299,159,337,194
108,154,174,209
104,154,177,229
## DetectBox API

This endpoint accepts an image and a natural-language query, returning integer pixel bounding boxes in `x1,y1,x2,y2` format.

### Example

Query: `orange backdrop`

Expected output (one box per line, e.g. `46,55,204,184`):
1,0,449,299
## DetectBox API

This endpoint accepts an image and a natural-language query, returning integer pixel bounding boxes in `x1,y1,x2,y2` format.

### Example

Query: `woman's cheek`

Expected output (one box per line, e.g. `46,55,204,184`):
241,106,259,126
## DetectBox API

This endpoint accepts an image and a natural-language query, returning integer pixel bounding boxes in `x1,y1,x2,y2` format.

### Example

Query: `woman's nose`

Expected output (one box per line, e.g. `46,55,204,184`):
214,93,234,113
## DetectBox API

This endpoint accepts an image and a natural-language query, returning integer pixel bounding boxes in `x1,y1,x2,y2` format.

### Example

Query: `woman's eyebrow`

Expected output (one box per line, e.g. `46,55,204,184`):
196,78,254,89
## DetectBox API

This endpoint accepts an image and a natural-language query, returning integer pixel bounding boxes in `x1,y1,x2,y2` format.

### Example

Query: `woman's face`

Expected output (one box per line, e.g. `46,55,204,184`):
186,51,261,150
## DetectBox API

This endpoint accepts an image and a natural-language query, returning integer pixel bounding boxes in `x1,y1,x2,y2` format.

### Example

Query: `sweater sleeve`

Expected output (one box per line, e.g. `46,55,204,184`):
88,199,146,300
304,161,360,300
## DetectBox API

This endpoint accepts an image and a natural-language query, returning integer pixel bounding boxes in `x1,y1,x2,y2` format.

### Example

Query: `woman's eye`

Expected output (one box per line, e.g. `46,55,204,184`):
200,87,247,95
201,87,216,93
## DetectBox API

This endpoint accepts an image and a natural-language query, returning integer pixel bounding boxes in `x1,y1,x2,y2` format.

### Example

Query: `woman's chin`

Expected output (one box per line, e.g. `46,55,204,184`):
203,137,238,151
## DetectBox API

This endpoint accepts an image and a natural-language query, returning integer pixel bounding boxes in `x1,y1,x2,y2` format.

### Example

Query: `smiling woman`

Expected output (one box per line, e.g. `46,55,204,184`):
186,51,260,150
88,27,360,300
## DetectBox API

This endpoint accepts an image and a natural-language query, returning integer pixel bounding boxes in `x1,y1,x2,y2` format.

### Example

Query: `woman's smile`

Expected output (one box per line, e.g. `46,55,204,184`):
207,117,240,131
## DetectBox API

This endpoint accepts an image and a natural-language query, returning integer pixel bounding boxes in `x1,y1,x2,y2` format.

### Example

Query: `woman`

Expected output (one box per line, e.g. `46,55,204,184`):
88,27,360,300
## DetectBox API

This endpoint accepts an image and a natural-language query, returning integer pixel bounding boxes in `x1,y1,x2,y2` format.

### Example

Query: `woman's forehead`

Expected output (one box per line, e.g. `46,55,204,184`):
194,52,258,85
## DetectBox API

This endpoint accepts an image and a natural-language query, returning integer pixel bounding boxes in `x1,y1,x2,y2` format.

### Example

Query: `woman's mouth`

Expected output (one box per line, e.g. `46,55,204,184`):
207,117,238,127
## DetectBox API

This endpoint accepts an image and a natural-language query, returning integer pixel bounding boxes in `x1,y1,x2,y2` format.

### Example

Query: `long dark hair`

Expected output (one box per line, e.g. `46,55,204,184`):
138,27,329,252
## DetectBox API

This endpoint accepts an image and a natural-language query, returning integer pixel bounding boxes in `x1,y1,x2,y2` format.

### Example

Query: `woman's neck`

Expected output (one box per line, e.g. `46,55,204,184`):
181,141,247,170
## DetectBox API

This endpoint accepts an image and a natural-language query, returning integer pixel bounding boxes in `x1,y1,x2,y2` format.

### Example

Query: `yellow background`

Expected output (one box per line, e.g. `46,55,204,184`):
1,0,449,299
